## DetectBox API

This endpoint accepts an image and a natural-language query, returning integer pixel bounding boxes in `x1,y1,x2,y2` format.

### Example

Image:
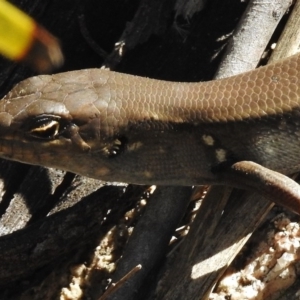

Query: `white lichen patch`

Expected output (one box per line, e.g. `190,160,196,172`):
59,197,149,300
60,228,118,300
209,214,300,300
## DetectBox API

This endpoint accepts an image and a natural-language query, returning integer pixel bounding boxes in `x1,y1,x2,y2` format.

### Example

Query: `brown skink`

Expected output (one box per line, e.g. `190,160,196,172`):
0,53,300,213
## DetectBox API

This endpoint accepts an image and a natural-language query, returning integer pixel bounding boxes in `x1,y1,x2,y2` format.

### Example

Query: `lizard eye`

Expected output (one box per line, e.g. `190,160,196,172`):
25,115,66,140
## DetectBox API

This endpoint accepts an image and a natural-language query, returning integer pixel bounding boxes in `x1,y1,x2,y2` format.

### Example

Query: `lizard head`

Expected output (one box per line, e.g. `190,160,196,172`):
0,69,127,180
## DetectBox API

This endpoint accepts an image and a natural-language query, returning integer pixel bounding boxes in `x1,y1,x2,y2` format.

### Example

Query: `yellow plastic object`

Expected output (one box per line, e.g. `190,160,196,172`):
0,0,35,60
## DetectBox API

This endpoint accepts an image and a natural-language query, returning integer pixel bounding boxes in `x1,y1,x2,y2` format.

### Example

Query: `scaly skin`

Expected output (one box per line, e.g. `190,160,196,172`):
0,53,300,212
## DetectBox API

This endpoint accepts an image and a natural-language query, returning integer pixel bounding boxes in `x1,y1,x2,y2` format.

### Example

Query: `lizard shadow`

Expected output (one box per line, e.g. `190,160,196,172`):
0,160,68,235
